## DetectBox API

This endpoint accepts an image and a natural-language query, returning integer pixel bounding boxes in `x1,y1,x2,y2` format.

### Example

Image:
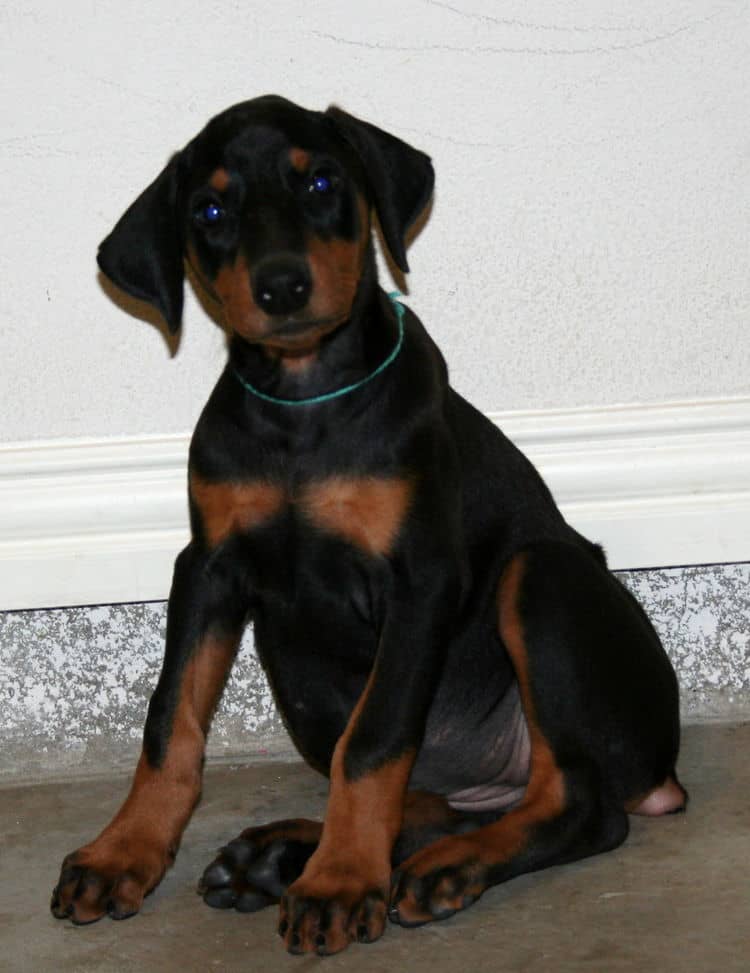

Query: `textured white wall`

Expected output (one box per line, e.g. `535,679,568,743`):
2,1,748,443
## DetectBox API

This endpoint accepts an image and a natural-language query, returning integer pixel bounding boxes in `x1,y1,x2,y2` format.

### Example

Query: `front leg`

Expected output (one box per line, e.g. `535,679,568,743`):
280,565,458,955
51,543,246,924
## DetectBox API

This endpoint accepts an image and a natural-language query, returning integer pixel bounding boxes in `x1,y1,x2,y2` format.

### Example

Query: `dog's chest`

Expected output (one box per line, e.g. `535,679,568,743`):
190,473,413,558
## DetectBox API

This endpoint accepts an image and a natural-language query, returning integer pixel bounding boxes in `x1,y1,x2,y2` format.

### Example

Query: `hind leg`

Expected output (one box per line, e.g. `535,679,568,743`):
200,791,501,913
200,819,322,912
391,543,684,926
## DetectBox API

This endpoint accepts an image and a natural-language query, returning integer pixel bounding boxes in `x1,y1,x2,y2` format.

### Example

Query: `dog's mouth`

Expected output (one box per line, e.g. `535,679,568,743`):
259,312,349,352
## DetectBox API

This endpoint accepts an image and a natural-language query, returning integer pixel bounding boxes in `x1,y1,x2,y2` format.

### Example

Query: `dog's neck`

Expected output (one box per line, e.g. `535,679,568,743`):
227,244,401,407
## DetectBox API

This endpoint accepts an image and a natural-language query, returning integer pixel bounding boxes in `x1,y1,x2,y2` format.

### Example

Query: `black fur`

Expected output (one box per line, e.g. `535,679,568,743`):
52,97,684,954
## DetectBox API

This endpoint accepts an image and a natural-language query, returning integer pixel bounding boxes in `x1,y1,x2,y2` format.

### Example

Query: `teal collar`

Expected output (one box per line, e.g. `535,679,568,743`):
231,292,405,407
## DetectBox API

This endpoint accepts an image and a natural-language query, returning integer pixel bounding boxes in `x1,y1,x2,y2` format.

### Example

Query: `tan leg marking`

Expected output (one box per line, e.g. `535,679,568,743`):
281,667,415,952
403,791,463,830
497,553,567,835
390,555,567,926
57,634,239,922
301,664,415,890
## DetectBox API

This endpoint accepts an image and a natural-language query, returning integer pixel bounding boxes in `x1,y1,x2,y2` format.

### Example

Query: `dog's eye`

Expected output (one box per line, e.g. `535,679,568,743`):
308,172,335,194
194,202,225,226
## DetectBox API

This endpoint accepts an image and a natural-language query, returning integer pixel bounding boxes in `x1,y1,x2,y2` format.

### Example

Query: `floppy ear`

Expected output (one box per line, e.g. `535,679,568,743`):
97,153,186,333
325,106,434,273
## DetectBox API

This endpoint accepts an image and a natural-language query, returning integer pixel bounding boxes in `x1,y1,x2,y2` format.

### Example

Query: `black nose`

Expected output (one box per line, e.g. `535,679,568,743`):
252,258,312,316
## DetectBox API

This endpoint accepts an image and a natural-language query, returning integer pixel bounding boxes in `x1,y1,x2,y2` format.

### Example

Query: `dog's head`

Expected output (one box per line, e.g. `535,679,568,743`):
97,96,433,351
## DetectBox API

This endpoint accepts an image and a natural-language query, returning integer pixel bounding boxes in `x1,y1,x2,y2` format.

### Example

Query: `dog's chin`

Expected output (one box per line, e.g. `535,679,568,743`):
233,310,350,353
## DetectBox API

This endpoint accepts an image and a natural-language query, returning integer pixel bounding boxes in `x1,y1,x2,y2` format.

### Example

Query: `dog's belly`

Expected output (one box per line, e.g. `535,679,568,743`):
249,532,530,806
256,596,531,806
412,679,531,812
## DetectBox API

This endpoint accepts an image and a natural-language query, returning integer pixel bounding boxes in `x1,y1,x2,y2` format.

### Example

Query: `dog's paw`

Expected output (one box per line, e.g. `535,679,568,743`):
51,840,168,924
200,838,285,912
199,821,319,913
279,882,388,955
389,836,486,927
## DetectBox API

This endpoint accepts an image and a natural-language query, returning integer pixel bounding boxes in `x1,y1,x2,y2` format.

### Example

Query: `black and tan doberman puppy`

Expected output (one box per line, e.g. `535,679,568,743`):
51,96,686,955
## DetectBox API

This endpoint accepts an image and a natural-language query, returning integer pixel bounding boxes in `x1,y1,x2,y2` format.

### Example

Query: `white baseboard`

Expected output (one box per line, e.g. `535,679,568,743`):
2,397,749,610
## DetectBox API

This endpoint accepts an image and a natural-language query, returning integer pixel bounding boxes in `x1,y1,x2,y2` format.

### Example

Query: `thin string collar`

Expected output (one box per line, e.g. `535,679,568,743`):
231,292,405,407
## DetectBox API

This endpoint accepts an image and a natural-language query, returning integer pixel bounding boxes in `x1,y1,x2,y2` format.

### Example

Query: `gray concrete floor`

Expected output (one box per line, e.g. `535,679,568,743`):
1,723,748,972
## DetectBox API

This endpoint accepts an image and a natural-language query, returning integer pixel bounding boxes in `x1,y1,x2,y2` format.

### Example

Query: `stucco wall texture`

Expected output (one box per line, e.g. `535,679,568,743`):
3,1,749,446
1,564,748,780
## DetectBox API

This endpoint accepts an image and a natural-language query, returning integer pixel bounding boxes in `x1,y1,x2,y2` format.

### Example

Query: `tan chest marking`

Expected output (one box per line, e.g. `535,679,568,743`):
190,475,285,548
301,477,413,556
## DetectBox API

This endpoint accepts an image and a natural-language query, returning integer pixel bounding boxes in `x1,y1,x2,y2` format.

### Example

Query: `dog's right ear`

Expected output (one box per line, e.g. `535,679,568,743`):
97,152,187,333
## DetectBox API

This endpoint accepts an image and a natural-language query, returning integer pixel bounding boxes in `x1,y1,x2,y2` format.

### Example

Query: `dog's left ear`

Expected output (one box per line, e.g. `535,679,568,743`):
97,152,187,333
325,106,434,273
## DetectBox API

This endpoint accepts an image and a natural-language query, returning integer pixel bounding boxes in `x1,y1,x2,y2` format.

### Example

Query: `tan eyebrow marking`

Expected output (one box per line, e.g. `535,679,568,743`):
209,167,231,192
289,148,311,173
